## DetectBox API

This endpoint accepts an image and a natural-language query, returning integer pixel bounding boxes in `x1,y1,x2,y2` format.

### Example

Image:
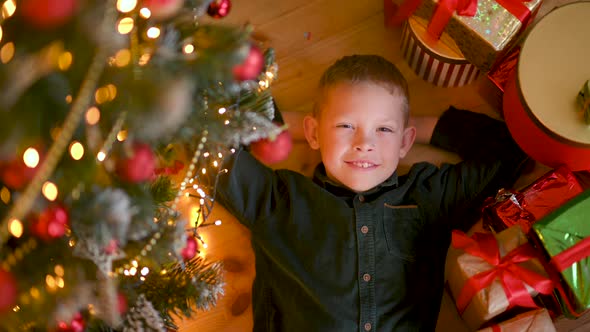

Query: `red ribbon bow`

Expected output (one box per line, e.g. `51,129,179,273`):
452,230,554,315
385,0,533,40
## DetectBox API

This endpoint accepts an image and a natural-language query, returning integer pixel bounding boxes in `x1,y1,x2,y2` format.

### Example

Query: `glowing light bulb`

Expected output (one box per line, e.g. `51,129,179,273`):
42,181,58,201
117,130,128,141
0,186,10,204
2,1,16,19
114,49,131,67
8,218,23,238
45,275,56,290
0,42,14,64
146,27,161,39
86,107,100,125
117,17,134,34
139,7,151,18
183,44,194,54
97,151,106,161
54,265,64,276
69,141,84,160
116,0,137,13
218,107,226,114
57,51,73,71
23,148,40,168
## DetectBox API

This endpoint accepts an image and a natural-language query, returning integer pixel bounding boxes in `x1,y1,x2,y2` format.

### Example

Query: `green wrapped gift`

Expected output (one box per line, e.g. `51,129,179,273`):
577,80,590,125
532,189,590,315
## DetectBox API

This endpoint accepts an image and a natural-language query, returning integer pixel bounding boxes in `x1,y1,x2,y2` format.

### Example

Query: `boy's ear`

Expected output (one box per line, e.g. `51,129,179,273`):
399,126,416,159
303,115,320,150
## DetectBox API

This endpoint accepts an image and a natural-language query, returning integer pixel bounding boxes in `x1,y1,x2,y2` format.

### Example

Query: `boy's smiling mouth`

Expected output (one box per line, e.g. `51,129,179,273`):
346,161,378,169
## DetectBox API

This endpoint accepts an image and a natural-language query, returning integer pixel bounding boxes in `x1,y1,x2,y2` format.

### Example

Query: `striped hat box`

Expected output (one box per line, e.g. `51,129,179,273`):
401,16,479,88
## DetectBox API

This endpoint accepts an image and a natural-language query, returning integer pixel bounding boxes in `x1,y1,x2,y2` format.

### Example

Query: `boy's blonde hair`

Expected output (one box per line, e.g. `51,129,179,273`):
313,55,410,125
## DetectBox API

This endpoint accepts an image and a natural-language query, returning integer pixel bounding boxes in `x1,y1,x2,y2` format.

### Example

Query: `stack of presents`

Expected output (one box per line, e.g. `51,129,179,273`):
385,0,590,330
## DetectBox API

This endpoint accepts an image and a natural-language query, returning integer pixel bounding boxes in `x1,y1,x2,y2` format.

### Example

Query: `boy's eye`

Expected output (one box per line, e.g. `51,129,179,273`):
336,124,353,129
378,127,394,133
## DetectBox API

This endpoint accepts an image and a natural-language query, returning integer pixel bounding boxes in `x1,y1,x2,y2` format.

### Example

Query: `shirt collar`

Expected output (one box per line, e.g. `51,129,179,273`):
312,163,399,196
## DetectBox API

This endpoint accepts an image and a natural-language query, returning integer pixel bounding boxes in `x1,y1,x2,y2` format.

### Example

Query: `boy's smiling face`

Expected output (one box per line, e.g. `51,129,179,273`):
304,82,416,193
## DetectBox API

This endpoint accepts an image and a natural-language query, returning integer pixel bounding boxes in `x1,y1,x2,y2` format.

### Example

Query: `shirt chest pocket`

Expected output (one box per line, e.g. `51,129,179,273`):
382,204,422,262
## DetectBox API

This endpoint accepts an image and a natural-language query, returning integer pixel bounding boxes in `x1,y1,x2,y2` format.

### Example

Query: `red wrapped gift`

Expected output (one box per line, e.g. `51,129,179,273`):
482,166,584,233
477,46,520,114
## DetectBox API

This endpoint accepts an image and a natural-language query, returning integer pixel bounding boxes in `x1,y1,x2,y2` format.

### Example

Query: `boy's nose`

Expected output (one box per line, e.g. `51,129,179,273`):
353,132,375,152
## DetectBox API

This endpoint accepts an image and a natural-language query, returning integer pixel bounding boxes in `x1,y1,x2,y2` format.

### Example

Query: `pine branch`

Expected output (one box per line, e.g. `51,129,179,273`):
135,257,224,329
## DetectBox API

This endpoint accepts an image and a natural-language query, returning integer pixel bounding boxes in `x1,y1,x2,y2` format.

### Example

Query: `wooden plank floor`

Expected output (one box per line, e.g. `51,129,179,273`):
175,0,579,331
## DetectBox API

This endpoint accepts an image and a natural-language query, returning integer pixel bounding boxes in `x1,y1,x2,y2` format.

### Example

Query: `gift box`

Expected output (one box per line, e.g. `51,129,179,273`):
446,226,553,330
476,308,556,332
531,189,590,316
503,2,590,171
401,16,479,87
482,166,584,233
409,0,542,72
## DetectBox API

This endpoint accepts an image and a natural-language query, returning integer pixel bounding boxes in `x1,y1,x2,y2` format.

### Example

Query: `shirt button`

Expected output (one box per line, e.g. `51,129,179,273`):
358,195,365,202
361,225,369,234
364,322,372,331
362,273,371,282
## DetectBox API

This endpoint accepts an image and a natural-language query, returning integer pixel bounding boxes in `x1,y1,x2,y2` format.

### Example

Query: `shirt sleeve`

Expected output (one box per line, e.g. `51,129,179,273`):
426,106,530,231
213,148,285,229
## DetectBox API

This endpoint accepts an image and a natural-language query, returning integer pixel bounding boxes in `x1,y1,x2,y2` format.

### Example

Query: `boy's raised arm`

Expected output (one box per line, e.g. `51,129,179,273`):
424,107,530,230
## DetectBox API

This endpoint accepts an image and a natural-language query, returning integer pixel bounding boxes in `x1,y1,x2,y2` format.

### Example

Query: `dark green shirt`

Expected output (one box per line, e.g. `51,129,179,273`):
216,107,528,331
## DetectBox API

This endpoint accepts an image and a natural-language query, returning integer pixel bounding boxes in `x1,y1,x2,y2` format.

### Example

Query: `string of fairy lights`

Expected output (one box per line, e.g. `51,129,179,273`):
0,0,278,298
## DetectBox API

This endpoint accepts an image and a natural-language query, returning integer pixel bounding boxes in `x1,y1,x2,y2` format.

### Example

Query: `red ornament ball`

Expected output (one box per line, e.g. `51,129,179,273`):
57,312,85,332
103,239,119,255
0,158,38,190
207,0,231,19
181,235,198,260
20,0,77,28
116,143,156,183
233,45,264,82
250,130,293,165
30,205,69,241
117,293,128,314
0,269,18,314
142,0,184,20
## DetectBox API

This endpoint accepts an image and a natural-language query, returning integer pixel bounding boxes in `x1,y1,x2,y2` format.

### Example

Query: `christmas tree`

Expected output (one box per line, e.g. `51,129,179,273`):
0,0,280,331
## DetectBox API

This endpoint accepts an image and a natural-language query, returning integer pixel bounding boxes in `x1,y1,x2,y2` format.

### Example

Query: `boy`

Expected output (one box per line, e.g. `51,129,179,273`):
215,55,528,331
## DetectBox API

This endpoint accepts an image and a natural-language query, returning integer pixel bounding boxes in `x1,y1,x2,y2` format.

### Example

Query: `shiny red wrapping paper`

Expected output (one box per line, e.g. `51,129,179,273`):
488,47,520,94
482,166,584,233
477,46,520,113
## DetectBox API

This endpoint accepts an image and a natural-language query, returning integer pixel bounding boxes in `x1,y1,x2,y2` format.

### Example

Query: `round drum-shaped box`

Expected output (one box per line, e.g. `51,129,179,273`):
401,16,479,88
503,1,590,171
